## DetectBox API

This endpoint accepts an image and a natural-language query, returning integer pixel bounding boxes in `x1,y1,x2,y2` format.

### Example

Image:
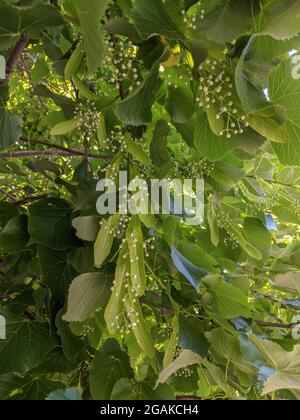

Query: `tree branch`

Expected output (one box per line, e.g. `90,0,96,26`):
254,320,293,329
0,150,90,158
1,148,110,160
0,33,29,84
18,138,111,159
148,300,295,330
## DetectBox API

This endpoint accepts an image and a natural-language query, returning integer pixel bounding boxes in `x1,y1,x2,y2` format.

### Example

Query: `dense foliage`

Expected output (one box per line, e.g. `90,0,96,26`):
1,0,300,401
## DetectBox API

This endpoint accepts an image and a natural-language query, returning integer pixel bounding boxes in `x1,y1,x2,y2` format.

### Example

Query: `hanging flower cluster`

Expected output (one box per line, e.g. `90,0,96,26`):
103,39,141,94
196,59,250,138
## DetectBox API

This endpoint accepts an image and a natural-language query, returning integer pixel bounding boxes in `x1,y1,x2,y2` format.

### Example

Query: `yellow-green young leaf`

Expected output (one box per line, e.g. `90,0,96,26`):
231,226,262,260
206,104,224,136
205,279,252,320
97,113,107,147
126,217,147,296
257,0,300,41
104,246,129,335
74,0,110,73
138,212,156,229
125,137,152,166
157,350,202,386
64,41,85,80
63,273,111,322
94,214,120,268
272,272,300,294
124,289,155,358
72,75,101,101
50,117,79,136
72,216,99,242
248,115,288,143
207,201,220,247
116,66,162,126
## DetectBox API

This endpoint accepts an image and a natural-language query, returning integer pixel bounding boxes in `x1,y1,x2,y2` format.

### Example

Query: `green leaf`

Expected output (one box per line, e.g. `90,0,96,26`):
0,215,29,253
64,273,111,322
176,242,218,274
64,41,85,80
207,201,219,247
0,4,21,49
111,378,174,400
89,339,133,400
230,225,263,260
38,246,76,306
116,66,162,126
125,137,152,166
105,246,129,335
185,39,208,68
28,198,79,251
0,3,63,49
235,37,270,115
0,308,56,375
171,245,208,292
206,104,224,136
263,373,300,395
166,86,195,124
243,217,272,262
0,375,63,400
94,214,120,268
30,348,75,375
97,112,107,147
55,311,86,364
196,0,258,44
194,109,235,161
272,272,300,294
256,0,300,40
179,315,209,358
33,85,76,119
0,202,19,228
74,0,109,73
156,350,202,386
207,328,254,376
201,359,240,400
250,335,300,394
163,216,178,247
205,278,252,319
50,117,79,136
0,105,22,152
72,216,99,242
150,119,171,166
269,58,300,166
132,0,185,40
248,114,288,144
124,288,155,358
105,17,140,42
20,4,65,32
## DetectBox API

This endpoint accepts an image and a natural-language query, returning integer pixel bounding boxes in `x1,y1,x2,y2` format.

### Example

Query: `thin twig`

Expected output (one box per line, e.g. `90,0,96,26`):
18,138,111,159
1,150,110,159
0,187,17,202
254,320,293,329
15,194,49,206
246,175,299,190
